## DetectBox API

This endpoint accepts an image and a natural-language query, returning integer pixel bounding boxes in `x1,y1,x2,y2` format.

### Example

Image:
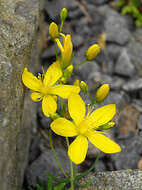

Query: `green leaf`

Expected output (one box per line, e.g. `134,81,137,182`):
122,5,133,14
46,171,69,184
36,184,44,190
47,174,53,190
130,0,141,7
53,183,66,190
75,178,93,188
117,0,126,9
135,19,142,26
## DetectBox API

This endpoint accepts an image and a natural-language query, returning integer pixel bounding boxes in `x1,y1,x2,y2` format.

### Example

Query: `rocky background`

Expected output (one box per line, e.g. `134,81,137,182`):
22,0,142,189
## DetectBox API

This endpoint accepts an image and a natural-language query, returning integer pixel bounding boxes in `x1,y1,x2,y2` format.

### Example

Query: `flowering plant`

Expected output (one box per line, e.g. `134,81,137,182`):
22,8,121,190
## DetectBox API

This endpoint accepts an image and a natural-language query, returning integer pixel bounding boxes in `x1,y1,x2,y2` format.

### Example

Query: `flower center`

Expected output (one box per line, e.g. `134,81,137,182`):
78,120,89,135
40,85,51,95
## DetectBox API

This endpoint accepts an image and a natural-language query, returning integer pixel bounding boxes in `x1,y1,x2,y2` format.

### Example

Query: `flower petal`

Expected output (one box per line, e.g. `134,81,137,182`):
43,61,62,86
88,104,116,129
42,95,57,117
62,35,73,67
51,118,78,137
87,131,121,153
68,93,86,125
30,92,43,102
50,85,80,99
22,68,41,91
68,135,88,164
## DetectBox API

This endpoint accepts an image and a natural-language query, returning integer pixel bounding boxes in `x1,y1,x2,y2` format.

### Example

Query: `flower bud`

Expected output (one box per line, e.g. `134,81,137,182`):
49,22,59,39
99,122,115,130
60,8,68,22
73,80,80,86
66,65,73,73
86,44,100,61
63,65,74,81
95,84,110,103
51,113,60,120
80,81,88,94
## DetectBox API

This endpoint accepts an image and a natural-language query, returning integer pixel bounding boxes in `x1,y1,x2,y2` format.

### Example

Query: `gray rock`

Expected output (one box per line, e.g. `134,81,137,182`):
111,135,142,170
122,78,142,92
87,0,109,5
94,160,106,172
110,76,125,90
79,169,142,190
88,71,126,91
116,104,139,139
137,114,142,131
72,34,84,49
88,72,112,90
76,61,101,81
41,44,60,59
45,0,76,19
114,50,136,77
26,149,70,187
0,0,43,189
127,36,142,77
28,135,41,164
103,91,130,109
106,44,121,61
73,17,91,37
104,7,131,44
132,99,142,112
68,8,84,19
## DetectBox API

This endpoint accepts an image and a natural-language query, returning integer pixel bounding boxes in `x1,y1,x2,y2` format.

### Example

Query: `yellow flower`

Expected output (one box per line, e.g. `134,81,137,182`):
22,61,80,117
56,34,73,68
95,84,110,103
51,93,121,164
49,22,59,39
86,44,100,61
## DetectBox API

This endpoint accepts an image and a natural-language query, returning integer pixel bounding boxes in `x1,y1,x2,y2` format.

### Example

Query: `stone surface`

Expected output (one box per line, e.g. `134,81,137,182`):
26,149,70,187
127,35,142,77
122,78,142,92
45,0,76,19
103,6,131,45
88,71,112,90
103,91,130,109
106,44,121,61
87,0,109,5
114,50,136,77
0,0,42,189
76,61,101,82
79,169,142,190
116,105,139,138
111,135,142,170
132,99,142,112
137,113,142,131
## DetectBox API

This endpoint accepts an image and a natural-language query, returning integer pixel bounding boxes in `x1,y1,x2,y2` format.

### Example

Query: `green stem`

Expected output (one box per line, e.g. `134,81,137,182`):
74,60,86,69
49,130,68,178
74,164,77,179
66,137,74,190
86,92,95,105
59,21,64,33
75,152,100,181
